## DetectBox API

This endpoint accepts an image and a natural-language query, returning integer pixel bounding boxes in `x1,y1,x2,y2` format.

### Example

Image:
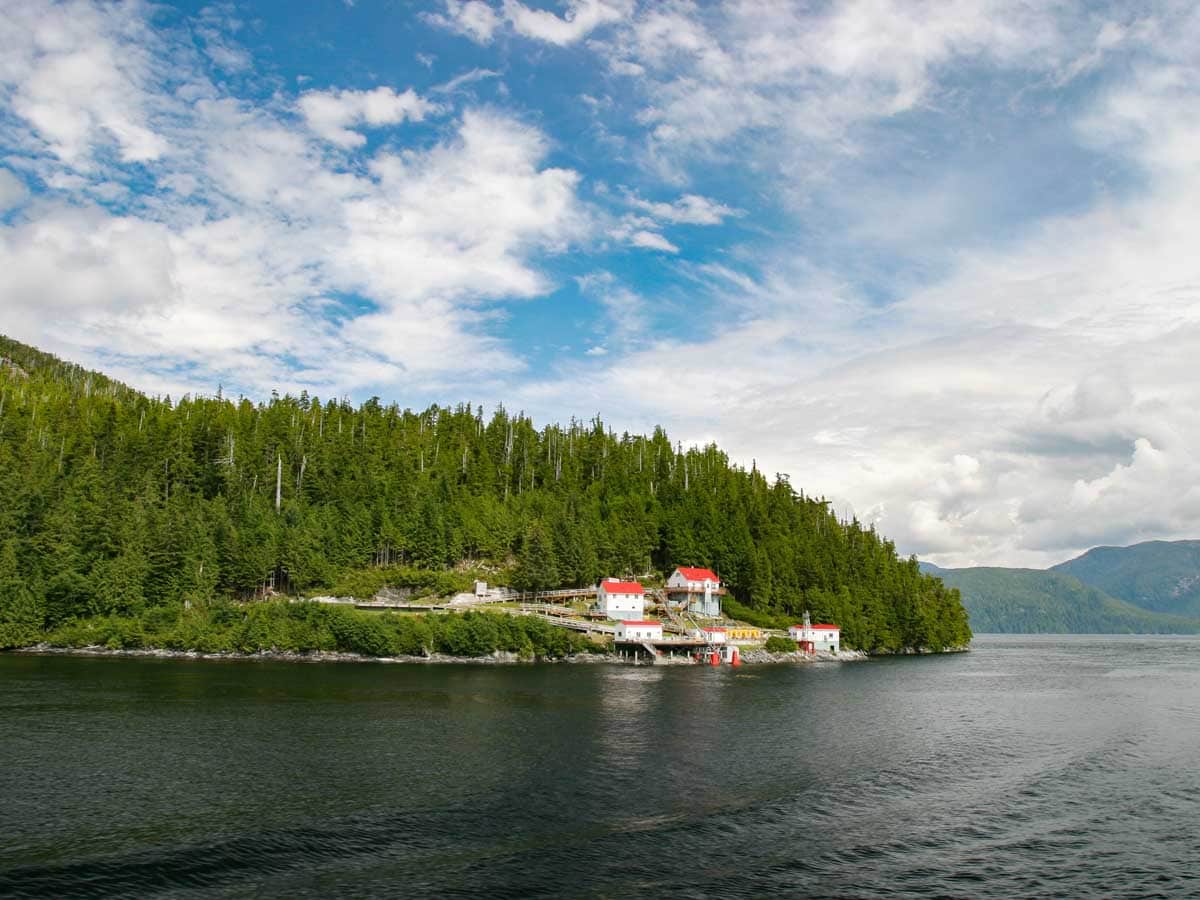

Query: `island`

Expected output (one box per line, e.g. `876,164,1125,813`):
0,336,971,662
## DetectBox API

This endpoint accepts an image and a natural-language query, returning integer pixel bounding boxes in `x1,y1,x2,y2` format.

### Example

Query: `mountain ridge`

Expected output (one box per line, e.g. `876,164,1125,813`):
923,541,1200,633
1050,540,1200,618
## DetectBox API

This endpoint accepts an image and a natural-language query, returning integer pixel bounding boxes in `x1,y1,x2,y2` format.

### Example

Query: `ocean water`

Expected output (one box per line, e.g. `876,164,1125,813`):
1,635,1198,898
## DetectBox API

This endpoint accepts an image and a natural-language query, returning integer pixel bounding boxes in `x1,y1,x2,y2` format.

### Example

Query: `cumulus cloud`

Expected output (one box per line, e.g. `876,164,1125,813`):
422,1,502,45
0,1,586,398
298,87,438,148
504,0,631,46
0,0,169,169
426,0,630,46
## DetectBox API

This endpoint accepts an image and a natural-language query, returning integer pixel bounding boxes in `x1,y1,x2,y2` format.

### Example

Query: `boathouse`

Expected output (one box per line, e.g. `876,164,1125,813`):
666,566,723,617
615,620,663,642
701,626,727,644
597,578,646,619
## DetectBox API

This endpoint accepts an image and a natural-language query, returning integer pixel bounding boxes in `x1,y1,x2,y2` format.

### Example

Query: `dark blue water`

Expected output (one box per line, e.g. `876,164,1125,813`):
1,635,1198,898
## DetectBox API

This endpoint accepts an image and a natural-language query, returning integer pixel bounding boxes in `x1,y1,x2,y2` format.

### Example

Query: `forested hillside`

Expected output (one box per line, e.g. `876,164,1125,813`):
1051,541,1200,619
0,336,970,652
922,564,1200,634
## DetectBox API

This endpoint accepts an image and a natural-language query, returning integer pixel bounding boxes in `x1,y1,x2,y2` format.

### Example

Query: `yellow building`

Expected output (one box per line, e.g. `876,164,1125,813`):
726,625,763,642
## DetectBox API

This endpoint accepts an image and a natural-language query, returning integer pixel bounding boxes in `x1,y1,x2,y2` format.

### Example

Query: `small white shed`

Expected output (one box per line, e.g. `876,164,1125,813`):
615,620,663,642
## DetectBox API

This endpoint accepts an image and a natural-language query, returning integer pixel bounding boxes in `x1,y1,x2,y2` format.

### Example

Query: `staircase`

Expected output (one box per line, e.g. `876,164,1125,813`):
651,589,693,635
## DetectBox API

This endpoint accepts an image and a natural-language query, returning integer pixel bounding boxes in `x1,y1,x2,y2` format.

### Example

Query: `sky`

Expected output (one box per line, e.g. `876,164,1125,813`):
2,0,1199,569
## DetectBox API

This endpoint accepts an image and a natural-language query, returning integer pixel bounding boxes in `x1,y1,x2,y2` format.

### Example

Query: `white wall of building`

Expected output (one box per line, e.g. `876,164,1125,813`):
788,625,840,651
598,588,644,619
615,621,663,641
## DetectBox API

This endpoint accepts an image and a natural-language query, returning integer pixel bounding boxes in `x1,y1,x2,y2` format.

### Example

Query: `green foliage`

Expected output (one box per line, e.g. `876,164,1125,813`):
764,635,797,653
0,335,972,653
327,566,471,600
514,522,559,591
0,622,40,649
34,602,595,658
722,597,792,630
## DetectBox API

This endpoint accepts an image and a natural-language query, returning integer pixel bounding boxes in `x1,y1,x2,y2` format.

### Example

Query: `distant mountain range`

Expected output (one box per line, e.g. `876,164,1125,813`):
922,540,1200,634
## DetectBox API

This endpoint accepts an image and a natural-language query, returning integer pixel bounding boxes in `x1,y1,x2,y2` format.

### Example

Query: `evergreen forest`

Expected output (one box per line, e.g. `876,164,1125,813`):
0,336,971,653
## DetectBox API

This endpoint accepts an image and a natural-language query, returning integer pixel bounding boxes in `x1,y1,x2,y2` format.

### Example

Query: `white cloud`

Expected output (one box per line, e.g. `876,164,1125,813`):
426,0,630,47
0,0,169,169
423,1,502,45
298,86,438,148
0,1,587,399
574,270,652,349
627,191,739,225
504,0,631,46
0,169,30,210
628,230,678,253
0,201,175,328
599,0,1096,184
433,67,501,94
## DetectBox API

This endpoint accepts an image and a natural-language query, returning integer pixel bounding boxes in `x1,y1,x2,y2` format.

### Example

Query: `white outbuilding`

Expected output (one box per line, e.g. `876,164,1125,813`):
597,579,646,619
788,620,840,653
615,620,663,642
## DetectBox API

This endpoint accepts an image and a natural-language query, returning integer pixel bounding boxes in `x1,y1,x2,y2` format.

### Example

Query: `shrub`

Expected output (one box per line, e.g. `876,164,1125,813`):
329,566,473,600
0,622,38,649
328,607,395,657
140,605,182,638
764,635,797,653
723,597,793,630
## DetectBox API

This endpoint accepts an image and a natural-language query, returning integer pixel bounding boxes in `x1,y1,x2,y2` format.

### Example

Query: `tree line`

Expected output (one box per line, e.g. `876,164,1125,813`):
0,336,971,652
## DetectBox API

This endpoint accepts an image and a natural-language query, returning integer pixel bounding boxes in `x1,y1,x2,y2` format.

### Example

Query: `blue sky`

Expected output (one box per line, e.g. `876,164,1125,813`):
3,0,1200,567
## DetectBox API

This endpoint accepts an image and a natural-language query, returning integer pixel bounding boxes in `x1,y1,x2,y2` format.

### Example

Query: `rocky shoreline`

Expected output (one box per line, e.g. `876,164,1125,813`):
11,643,873,666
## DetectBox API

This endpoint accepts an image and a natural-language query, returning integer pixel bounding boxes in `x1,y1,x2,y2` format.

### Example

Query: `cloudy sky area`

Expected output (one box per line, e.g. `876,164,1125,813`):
2,0,1199,567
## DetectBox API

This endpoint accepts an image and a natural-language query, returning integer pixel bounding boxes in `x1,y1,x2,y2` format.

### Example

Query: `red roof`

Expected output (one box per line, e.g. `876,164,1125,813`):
620,620,661,627
702,627,726,632
791,624,839,630
601,580,644,594
675,566,719,582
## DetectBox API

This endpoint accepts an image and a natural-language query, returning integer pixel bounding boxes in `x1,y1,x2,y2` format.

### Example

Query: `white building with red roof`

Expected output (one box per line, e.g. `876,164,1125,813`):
788,617,840,653
701,626,727,644
666,566,723,617
614,620,663,642
597,578,646,619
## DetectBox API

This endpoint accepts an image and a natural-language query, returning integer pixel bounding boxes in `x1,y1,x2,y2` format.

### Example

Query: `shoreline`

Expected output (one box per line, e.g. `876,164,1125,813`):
8,643,872,666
